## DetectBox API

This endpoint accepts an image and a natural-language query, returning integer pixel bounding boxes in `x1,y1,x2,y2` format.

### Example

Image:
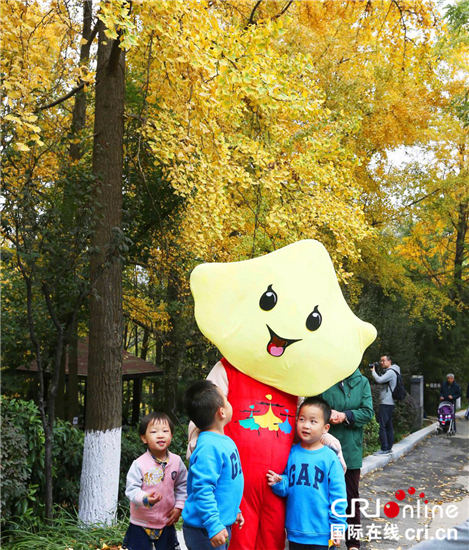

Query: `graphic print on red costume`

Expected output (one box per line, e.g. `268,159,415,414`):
222,358,297,470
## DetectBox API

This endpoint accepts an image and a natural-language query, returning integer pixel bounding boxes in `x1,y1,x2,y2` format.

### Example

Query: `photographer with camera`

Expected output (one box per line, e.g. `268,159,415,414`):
371,354,401,456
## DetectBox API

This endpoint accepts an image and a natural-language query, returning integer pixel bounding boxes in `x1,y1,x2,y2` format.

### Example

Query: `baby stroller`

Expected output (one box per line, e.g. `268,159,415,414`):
436,401,456,436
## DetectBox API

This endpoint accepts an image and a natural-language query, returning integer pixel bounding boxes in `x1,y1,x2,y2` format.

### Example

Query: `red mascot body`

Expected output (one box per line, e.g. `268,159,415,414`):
222,359,297,550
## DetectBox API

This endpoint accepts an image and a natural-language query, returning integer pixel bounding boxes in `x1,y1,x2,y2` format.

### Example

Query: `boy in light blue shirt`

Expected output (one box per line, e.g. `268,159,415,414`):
182,380,244,549
267,396,348,550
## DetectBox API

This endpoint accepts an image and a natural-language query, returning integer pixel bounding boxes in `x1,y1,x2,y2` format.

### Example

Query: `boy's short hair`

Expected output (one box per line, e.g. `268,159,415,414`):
139,411,174,436
184,380,224,431
299,396,331,424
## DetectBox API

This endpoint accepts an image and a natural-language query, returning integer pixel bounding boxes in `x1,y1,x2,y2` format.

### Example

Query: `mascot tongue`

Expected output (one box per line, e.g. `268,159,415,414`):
267,335,286,357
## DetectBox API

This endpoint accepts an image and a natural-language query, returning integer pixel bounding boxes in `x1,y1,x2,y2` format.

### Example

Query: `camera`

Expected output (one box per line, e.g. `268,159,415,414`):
368,361,379,369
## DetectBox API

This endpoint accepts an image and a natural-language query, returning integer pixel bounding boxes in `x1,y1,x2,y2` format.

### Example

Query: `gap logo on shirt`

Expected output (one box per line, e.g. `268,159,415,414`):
288,463,325,489
230,449,242,480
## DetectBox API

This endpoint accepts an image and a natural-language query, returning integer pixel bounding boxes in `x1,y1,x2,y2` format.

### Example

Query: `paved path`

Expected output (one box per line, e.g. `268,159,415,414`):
177,415,469,550
359,414,469,549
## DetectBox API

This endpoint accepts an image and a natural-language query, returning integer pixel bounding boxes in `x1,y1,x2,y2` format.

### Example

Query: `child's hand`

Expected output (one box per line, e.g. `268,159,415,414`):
266,470,282,486
146,491,163,505
166,506,182,526
210,528,229,547
235,512,244,529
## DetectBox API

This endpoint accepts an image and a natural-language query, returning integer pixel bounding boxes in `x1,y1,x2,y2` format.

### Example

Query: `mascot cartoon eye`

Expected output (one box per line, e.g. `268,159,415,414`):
306,306,322,331
259,285,277,311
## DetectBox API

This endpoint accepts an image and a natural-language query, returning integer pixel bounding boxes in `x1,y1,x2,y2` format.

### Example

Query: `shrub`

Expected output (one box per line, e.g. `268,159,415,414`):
1,397,190,529
52,418,84,507
363,416,380,456
119,426,145,506
393,393,419,436
0,414,30,518
1,397,45,524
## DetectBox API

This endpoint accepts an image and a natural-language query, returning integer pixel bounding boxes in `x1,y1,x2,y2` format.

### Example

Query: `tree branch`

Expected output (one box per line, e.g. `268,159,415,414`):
37,83,85,111
246,1,262,27
273,1,294,20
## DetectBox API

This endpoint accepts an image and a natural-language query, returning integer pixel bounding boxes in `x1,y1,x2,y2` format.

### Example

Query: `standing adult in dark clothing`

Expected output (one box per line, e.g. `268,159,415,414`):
465,382,469,420
371,354,400,455
321,368,374,550
439,373,461,405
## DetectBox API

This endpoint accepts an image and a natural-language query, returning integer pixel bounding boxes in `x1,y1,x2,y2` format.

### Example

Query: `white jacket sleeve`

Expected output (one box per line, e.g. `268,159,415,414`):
125,460,147,507
174,458,188,509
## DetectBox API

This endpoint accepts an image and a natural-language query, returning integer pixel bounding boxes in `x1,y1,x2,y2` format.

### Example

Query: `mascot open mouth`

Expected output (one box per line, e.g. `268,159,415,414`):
266,325,301,357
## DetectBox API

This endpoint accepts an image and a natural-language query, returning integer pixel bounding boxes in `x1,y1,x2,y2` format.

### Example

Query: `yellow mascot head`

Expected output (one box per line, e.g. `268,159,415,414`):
191,240,377,396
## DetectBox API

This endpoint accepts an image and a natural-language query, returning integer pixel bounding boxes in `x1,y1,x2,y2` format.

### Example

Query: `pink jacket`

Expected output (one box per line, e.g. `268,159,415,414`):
126,449,187,529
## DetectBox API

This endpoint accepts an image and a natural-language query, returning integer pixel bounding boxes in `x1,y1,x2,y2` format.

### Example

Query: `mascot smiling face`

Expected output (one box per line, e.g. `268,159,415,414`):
191,240,377,397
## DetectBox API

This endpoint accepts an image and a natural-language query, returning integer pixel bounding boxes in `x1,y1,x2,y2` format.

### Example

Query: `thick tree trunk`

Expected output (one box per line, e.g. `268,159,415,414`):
78,17,125,526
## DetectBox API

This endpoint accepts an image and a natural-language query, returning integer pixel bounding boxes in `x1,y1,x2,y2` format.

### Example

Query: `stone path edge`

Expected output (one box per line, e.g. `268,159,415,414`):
361,410,467,477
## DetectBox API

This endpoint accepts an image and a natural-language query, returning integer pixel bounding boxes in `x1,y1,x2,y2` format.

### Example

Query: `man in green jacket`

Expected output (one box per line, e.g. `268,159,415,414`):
321,368,374,550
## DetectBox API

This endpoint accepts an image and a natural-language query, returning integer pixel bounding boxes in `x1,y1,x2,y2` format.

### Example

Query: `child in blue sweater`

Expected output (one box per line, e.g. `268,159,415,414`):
182,380,244,549
267,396,348,550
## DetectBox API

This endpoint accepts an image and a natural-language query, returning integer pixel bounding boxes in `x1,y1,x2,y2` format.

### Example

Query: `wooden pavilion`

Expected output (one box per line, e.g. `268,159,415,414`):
17,337,163,425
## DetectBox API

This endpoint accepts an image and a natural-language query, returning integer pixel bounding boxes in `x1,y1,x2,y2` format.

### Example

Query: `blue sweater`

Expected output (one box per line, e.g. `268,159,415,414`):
182,431,244,539
271,444,348,546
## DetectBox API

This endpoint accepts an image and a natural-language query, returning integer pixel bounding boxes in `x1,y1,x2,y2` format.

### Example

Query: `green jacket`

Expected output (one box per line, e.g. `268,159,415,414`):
321,368,374,470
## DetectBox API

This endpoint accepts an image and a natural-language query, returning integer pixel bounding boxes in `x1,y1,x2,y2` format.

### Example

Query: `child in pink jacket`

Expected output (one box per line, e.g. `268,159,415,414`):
123,412,187,550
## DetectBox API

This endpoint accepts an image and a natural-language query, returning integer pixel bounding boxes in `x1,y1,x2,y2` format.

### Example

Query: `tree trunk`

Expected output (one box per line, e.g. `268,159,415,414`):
70,0,93,161
65,0,93,426
55,351,66,420
454,141,468,302
78,16,125,526
140,327,149,360
67,320,80,423
454,199,468,300
132,378,143,425
163,280,182,423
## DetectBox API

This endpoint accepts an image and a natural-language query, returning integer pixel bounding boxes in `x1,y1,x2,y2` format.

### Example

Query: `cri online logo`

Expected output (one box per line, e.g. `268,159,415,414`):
384,486,427,518
332,486,460,520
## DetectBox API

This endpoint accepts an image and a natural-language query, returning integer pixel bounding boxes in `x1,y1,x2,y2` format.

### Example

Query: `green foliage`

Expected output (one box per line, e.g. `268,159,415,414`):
1,398,187,530
0,415,31,517
1,506,128,550
363,416,380,457
119,426,144,505
51,419,85,506
1,398,45,527
446,0,469,38
393,393,420,437
0,397,86,528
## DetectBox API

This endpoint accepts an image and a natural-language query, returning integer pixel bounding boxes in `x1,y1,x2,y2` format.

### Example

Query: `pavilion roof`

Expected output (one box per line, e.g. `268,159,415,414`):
18,337,163,379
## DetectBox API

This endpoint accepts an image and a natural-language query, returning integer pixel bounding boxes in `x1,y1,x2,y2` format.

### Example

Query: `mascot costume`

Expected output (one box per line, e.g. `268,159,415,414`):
189,240,377,550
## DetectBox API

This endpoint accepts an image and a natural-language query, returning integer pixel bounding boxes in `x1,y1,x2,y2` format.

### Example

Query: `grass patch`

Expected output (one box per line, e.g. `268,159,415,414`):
2,507,128,550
